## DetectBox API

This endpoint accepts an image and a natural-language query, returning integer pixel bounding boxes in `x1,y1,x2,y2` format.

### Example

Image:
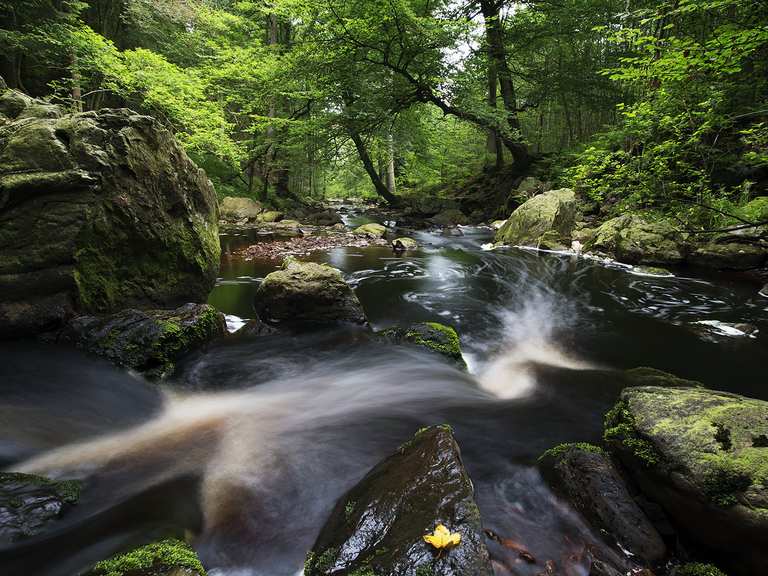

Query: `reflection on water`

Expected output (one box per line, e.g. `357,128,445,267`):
1,224,766,576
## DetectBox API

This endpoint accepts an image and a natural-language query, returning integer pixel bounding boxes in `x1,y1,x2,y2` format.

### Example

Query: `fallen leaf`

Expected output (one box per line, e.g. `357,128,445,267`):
423,524,461,550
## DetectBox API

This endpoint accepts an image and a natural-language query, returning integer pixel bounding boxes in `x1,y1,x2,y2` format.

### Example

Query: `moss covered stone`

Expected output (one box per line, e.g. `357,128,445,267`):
605,386,768,574
677,563,728,576
378,322,466,369
353,223,387,238
538,442,605,463
90,538,206,576
495,188,576,247
59,303,226,378
0,101,220,338
587,214,685,265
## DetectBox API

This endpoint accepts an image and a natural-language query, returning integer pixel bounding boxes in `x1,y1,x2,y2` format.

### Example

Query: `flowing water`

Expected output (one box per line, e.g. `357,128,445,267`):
1,223,767,576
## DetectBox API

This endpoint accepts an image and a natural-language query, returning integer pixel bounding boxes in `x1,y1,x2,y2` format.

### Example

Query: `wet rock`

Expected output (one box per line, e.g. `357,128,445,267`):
87,538,206,576
587,215,684,265
495,188,576,247
0,472,81,542
378,322,466,369
303,208,343,226
760,283,768,298
220,196,263,222
58,303,226,378
688,241,766,270
632,266,673,277
430,208,469,227
0,96,220,338
604,386,768,575
675,562,728,576
353,223,387,238
257,210,284,223
255,257,367,326
392,237,418,251
305,425,492,576
538,443,666,566
490,220,506,230
687,320,759,342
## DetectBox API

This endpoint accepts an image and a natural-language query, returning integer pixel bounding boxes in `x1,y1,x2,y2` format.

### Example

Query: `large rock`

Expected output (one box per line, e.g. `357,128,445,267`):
0,93,220,338
604,386,768,575
378,322,466,369
538,443,666,566
255,257,366,326
305,426,492,576
219,196,263,221
430,208,469,227
353,222,387,238
495,188,576,248
0,472,81,542
87,538,206,576
689,241,766,270
303,208,343,226
588,215,684,265
57,303,226,378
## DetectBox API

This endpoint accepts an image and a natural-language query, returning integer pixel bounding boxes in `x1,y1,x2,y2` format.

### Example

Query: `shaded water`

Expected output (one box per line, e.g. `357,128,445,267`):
1,225,766,576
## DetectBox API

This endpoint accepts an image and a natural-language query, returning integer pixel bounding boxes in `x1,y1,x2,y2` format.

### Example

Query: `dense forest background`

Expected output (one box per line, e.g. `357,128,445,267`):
2,0,766,229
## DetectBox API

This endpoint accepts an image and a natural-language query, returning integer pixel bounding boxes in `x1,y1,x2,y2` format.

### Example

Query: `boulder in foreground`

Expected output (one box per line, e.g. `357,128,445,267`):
0,90,220,338
255,257,367,326
305,425,492,576
495,188,576,248
604,385,768,575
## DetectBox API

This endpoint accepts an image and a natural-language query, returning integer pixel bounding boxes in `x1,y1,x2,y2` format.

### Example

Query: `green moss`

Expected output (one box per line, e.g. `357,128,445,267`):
304,547,338,576
0,472,81,505
677,562,728,576
538,442,605,463
701,457,752,507
604,400,661,466
348,566,376,576
344,500,356,523
415,564,435,576
90,538,206,576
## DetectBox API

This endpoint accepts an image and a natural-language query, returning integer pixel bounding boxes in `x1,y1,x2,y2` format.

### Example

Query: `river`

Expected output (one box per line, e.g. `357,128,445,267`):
1,221,766,576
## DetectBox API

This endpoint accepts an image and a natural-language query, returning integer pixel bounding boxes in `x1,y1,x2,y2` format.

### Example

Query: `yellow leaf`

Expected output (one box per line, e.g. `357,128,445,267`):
423,524,461,550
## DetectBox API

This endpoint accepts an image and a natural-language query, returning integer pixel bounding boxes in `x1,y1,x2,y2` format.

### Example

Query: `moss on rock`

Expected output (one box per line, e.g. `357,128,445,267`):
677,562,728,576
495,188,576,247
378,322,466,369
90,538,206,576
353,223,387,238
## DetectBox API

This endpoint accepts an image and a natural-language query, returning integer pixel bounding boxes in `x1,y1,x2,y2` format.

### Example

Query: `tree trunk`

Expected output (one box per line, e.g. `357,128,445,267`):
348,128,398,205
386,130,397,195
480,0,529,168
485,58,504,170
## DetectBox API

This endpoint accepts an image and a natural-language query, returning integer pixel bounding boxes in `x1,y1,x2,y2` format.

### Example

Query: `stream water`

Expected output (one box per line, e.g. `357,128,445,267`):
1,222,767,576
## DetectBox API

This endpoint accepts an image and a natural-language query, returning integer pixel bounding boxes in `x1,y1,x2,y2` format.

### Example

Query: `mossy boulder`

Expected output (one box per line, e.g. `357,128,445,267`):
255,257,367,326
392,237,418,251
495,188,576,247
303,208,343,226
688,241,766,270
538,443,666,566
305,426,492,576
257,210,283,223
353,222,387,238
219,196,263,222
58,303,226,378
430,208,469,226
88,538,206,576
676,562,728,576
378,322,466,369
588,215,684,265
0,95,220,338
0,472,81,542
604,386,768,575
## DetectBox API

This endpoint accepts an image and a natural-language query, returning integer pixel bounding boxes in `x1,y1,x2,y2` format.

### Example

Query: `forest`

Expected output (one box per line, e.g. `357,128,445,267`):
2,0,766,226
1,1,767,576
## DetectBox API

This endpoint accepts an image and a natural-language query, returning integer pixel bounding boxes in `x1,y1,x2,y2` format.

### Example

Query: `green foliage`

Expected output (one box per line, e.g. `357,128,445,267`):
564,0,768,227
604,400,661,466
677,562,728,576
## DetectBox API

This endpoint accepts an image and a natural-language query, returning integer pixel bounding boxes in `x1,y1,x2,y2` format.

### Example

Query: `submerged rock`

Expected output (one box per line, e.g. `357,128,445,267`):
538,443,666,566
0,472,81,542
0,93,220,338
305,425,492,576
255,257,367,326
58,303,226,378
495,188,576,247
353,222,387,238
588,215,684,265
219,196,263,222
604,386,768,575
688,241,766,270
378,322,466,369
88,538,206,576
